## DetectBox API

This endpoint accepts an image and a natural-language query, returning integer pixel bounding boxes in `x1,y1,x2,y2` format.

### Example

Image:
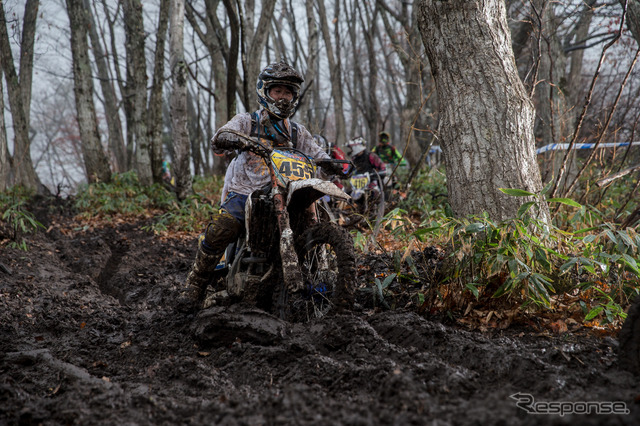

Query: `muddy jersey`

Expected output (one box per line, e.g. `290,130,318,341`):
214,109,329,197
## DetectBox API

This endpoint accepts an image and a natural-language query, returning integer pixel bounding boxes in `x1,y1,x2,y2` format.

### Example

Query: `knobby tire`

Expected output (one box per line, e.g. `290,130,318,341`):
276,223,356,322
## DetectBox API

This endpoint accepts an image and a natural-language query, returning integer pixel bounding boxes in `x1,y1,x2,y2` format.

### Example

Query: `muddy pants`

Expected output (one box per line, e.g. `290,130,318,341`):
201,192,246,256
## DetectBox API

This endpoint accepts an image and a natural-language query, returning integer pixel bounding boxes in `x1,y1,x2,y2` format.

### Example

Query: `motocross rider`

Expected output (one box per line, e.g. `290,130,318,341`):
178,61,344,312
372,131,406,167
346,137,386,199
347,137,386,176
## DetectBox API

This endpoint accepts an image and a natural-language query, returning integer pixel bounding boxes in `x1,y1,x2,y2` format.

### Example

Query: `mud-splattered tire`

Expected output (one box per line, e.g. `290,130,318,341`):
276,223,356,322
619,294,640,375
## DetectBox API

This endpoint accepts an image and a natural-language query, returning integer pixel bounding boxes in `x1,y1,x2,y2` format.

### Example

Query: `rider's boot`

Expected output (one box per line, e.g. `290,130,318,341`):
177,212,243,313
176,244,221,312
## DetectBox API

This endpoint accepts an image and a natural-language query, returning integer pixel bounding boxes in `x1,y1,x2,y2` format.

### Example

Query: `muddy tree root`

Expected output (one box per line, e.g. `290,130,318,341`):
4,349,122,391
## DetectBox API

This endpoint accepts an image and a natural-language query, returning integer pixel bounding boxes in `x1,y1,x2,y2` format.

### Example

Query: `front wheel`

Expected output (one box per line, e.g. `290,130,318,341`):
619,294,640,374
277,223,356,322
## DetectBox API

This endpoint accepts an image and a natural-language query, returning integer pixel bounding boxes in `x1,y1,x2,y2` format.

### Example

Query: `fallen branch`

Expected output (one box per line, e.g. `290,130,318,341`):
596,162,640,187
4,349,120,391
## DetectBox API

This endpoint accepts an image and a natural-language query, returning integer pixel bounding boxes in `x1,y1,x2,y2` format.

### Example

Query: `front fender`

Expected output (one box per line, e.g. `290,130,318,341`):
286,178,351,206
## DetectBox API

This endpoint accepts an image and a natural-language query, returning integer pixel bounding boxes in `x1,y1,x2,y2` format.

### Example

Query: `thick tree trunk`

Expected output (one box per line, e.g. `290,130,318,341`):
417,0,549,222
0,0,44,192
148,0,170,184
169,0,192,200
123,0,152,185
66,0,112,184
85,0,127,173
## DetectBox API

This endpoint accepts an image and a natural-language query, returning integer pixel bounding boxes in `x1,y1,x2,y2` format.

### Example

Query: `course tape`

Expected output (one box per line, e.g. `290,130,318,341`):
537,141,640,154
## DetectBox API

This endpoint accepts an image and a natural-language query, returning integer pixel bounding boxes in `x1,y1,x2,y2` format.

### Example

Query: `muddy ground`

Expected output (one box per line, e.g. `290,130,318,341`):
1,200,639,425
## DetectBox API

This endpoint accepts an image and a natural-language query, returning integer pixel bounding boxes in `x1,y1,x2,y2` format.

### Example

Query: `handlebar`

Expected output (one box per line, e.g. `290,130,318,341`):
218,130,355,178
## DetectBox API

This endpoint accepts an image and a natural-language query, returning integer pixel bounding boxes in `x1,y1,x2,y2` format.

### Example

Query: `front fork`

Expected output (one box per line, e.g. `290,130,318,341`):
272,185,304,292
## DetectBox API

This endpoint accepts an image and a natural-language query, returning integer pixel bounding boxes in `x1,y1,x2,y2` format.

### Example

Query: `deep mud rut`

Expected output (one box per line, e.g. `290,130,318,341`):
1,211,639,425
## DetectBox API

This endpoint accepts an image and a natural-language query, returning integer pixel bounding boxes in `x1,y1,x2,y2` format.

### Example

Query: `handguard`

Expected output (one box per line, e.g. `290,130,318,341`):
215,136,247,151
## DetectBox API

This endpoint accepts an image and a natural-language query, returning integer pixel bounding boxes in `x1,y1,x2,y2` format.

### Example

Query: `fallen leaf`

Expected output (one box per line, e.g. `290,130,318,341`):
549,320,568,334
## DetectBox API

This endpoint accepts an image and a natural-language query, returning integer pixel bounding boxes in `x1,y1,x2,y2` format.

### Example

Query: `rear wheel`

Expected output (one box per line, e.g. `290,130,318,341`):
276,223,356,322
619,294,640,374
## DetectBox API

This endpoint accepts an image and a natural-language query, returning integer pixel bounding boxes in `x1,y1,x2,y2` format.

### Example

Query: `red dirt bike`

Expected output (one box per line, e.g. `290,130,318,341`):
206,131,357,322
619,294,640,374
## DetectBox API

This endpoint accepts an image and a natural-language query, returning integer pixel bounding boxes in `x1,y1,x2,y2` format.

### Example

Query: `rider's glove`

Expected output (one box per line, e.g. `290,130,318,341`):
317,160,345,176
215,135,247,151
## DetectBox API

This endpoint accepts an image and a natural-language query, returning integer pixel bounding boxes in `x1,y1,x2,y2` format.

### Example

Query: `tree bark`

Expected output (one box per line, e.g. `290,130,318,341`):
377,0,431,167
123,0,152,185
185,0,231,176
243,0,277,111
316,0,347,144
623,0,640,46
148,0,170,183
66,0,112,184
0,0,45,192
222,0,239,120
0,70,9,191
170,0,193,200
84,0,127,173
417,0,549,222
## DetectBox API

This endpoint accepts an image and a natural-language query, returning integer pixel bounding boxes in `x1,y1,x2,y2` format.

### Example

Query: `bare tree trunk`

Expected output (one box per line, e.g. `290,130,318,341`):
170,0,192,200
317,0,347,144
302,0,321,131
99,1,133,169
532,1,576,189
243,0,276,111
123,0,152,185
185,0,230,176
0,0,44,192
356,1,381,144
418,0,549,222
222,0,239,119
623,0,640,45
85,0,127,173
148,0,170,183
66,0,112,184
377,0,430,167
0,70,9,191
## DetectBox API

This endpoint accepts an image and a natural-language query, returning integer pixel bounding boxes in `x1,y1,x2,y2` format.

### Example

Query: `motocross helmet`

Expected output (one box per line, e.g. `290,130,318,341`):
256,61,304,119
379,131,390,144
313,134,329,153
346,136,367,157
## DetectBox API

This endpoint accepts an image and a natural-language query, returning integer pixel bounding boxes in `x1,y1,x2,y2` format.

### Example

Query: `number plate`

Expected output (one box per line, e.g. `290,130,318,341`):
271,151,314,181
350,174,369,189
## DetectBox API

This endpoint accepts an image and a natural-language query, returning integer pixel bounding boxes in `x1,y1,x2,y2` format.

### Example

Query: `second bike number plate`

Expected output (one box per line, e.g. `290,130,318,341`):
271,150,314,181
350,174,369,189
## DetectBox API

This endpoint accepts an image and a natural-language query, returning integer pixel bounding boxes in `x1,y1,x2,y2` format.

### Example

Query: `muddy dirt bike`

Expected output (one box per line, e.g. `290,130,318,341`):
328,170,386,229
206,131,357,322
619,294,640,374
